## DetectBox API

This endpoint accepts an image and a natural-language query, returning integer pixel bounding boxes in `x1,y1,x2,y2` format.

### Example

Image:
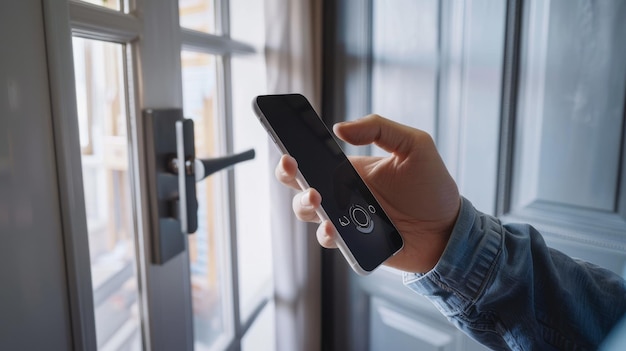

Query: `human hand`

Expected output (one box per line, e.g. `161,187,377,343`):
275,114,460,273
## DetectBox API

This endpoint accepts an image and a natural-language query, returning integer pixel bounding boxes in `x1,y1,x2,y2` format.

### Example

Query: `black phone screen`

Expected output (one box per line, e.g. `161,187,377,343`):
255,94,403,272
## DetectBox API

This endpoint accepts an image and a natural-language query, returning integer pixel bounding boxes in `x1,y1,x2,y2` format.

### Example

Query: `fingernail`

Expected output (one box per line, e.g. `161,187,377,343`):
300,191,313,208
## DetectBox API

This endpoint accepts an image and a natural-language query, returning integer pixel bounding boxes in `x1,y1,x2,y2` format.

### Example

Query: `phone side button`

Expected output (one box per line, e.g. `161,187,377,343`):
259,123,277,143
263,127,276,143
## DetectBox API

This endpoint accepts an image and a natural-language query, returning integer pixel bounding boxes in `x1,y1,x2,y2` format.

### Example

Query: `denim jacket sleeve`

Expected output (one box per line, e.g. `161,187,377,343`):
403,197,626,351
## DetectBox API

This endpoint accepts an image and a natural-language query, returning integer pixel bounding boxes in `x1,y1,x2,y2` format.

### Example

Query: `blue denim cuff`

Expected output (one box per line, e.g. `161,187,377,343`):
403,197,502,317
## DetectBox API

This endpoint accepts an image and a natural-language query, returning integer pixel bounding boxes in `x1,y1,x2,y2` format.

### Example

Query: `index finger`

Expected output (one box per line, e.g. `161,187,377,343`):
275,154,302,190
333,114,427,158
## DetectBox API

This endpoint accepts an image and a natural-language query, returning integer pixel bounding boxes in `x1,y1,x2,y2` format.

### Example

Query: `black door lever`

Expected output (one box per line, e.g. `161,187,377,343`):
193,149,255,182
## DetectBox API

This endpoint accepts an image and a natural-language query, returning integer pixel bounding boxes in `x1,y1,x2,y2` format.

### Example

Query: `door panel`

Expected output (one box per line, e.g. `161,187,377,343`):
512,0,626,213
506,0,626,271
0,1,72,349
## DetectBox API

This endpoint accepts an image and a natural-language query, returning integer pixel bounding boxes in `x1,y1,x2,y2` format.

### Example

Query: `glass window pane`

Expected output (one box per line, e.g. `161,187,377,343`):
179,0,218,34
79,0,122,11
230,0,273,320
232,54,272,319
72,37,142,350
229,0,263,44
241,302,276,351
181,51,232,350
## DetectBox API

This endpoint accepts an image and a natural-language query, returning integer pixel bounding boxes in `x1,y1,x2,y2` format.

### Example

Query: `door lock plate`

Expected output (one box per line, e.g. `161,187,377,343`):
144,108,190,265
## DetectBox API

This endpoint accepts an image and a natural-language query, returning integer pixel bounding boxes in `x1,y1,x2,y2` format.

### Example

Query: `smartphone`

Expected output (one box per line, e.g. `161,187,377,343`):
253,94,404,275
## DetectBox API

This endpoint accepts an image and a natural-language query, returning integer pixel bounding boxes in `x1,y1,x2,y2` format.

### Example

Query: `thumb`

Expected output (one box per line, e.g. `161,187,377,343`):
333,114,424,157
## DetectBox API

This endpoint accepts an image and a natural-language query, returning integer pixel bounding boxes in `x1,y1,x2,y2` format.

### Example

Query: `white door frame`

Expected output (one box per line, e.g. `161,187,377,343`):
44,1,193,349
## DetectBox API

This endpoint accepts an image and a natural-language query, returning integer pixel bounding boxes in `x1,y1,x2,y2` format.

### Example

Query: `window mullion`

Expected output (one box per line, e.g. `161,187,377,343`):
181,29,255,55
217,0,243,348
219,51,244,351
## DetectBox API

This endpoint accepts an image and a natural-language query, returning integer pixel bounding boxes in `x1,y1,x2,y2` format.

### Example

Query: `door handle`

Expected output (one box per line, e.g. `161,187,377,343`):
144,108,255,265
169,120,254,234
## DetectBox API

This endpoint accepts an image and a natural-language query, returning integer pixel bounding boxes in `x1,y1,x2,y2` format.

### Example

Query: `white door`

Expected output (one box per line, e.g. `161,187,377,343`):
1,0,275,350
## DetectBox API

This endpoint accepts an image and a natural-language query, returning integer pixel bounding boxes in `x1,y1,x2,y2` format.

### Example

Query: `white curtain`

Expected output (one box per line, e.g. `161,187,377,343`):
264,0,322,350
